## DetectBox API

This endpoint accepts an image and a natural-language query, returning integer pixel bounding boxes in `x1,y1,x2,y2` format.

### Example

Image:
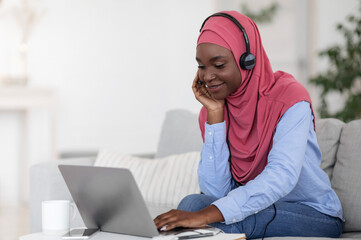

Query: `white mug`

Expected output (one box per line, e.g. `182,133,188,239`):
42,200,76,235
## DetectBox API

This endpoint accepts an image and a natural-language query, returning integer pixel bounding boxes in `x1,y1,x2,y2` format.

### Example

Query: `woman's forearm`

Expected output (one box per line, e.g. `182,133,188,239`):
200,205,225,224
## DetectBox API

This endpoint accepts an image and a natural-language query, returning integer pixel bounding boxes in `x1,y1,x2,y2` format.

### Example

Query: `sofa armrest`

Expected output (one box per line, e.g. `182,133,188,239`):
29,157,95,233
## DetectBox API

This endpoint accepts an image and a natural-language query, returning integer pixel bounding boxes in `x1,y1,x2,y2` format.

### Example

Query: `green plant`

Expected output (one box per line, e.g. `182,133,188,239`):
240,2,279,24
310,2,361,122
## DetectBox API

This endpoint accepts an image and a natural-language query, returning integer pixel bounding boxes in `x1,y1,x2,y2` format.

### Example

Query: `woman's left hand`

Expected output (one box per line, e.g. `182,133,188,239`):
154,205,224,231
154,209,207,231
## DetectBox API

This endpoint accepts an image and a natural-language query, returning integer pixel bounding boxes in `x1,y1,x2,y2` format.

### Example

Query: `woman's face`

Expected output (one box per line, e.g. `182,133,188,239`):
196,43,242,100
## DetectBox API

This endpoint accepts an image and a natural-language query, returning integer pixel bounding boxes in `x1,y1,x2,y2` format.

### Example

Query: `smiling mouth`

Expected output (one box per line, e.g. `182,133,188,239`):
206,83,225,89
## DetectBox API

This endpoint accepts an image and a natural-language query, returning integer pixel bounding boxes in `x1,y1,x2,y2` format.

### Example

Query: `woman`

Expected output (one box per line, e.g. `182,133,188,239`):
154,11,343,239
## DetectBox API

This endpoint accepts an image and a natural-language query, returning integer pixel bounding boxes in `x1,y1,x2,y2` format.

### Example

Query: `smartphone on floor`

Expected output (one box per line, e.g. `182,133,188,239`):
62,228,99,239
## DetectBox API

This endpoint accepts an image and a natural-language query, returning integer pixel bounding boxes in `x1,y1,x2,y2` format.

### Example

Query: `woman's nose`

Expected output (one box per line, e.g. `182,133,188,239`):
202,69,216,82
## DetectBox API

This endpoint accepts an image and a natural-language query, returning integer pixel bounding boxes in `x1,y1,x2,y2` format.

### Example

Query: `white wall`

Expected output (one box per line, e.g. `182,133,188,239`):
0,0,358,203
28,0,216,154
0,0,216,203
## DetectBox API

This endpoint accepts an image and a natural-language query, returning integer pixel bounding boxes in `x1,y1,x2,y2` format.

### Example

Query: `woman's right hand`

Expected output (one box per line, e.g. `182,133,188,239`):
192,71,225,111
192,71,225,124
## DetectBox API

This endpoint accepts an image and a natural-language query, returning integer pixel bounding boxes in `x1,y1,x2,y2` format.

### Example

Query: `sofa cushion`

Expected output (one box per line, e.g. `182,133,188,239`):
340,232,361,239
156,109,203,158
331,119,361,232
94,149,201,210
315,118,344,180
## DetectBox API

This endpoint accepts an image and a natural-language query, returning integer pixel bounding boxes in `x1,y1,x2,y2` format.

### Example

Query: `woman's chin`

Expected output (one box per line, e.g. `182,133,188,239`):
211,92,227,101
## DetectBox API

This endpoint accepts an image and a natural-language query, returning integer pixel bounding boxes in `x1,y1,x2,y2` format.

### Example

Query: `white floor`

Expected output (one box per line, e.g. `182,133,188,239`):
0,203,29,240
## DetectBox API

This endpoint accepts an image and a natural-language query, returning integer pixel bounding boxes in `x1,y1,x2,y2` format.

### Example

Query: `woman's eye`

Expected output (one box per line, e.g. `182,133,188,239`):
198,65,205,69
215,64,225,69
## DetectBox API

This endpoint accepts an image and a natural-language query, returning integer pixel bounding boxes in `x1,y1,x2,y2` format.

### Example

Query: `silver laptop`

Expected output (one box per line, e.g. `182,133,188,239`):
58,165,160,238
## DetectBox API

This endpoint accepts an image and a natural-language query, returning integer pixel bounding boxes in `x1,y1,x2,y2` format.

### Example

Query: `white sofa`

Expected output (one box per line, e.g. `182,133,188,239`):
29,109,361,239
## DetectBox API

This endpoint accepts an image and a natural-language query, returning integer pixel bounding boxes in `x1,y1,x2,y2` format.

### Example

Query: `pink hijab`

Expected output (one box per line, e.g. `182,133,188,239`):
197,11,314,185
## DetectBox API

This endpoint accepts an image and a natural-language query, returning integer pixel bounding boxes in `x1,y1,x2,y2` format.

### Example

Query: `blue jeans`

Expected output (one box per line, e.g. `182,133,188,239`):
177,194,342,239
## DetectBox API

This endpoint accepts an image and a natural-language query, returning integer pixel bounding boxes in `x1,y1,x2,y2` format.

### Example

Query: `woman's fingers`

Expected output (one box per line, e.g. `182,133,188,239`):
154,209,203,231
191,71,225,112
192,73,202,94
161,220,182,231
154,210,177,229
192,75,210,102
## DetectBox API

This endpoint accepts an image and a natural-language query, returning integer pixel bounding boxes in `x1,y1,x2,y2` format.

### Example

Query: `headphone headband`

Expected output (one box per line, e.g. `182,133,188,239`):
199,12,255,70
200,13,250,54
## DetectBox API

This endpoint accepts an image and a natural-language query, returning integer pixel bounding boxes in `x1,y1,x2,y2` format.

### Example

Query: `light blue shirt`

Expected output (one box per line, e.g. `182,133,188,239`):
198,101,344,224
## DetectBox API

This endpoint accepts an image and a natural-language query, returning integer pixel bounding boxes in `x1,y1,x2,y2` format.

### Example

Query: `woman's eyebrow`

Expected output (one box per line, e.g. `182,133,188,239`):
196,55,226,62
210,55,226,61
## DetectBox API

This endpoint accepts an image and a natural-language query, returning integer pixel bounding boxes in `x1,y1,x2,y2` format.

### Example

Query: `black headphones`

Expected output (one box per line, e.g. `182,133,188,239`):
200,12,256,70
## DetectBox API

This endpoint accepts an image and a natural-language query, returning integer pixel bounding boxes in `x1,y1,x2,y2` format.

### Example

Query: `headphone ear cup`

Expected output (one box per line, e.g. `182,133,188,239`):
239,53,256,70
